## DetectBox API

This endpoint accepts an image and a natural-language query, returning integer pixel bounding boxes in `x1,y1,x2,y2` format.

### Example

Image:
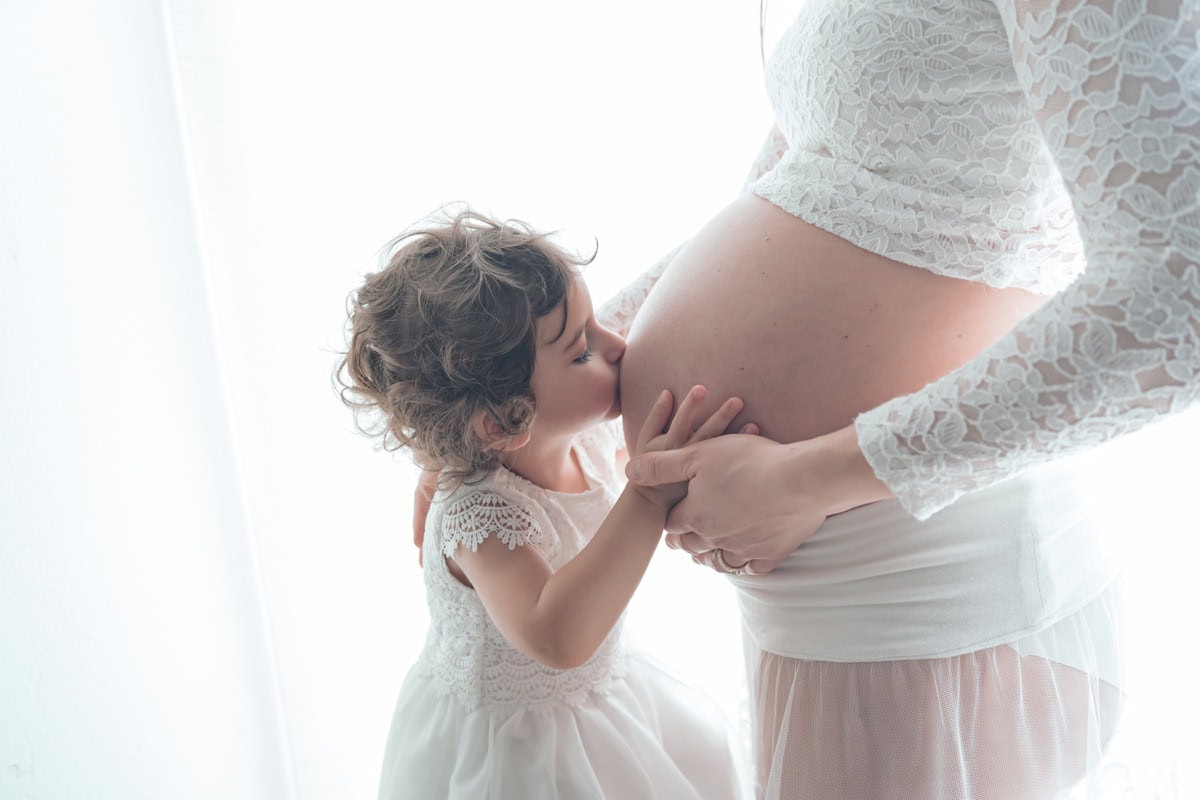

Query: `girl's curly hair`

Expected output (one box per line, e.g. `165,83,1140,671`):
336,207,590,486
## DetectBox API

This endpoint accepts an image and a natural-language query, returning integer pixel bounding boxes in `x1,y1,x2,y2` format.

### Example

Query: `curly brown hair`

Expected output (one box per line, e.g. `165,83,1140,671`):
336,207,591,486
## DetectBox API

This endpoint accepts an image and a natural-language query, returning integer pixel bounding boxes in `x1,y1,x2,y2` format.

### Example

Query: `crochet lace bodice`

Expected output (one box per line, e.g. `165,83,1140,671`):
414,423,626,713
600,0,1200,520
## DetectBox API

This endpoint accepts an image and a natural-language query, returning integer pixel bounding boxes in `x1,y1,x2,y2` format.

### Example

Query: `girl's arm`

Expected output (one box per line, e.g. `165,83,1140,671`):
452,388,745,670
596,126,790,337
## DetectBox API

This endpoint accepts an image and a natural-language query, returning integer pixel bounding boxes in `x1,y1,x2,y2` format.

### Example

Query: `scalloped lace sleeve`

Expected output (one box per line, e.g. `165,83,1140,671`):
855,0,1200,520
596,126,790,337
439,490,543,557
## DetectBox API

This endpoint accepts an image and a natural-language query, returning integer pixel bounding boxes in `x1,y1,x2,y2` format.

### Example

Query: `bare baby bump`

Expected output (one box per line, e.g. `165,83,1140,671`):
619,193,1050,451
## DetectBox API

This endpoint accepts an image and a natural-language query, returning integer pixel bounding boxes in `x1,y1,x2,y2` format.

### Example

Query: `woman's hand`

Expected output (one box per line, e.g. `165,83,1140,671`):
624,424,892,575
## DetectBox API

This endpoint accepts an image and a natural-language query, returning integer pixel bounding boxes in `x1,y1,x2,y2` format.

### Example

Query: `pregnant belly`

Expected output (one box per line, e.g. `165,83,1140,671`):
619,193,1050,449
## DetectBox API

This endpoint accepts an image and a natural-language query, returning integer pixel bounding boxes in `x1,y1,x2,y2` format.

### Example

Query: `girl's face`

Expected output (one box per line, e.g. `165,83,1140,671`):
528,278,624,441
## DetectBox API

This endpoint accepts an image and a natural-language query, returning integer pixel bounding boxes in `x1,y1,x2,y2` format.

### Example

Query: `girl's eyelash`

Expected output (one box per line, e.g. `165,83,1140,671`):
573,347,594,364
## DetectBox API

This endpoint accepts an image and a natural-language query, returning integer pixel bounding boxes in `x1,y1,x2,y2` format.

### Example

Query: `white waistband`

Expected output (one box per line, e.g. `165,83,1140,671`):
731,450,1126,661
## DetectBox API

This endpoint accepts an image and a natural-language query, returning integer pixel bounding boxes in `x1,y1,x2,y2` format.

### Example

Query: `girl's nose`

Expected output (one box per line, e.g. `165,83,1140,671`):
602,327,626,363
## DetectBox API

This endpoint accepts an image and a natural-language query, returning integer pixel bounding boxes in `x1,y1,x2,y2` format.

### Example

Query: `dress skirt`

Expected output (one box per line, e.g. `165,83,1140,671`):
731,449,1132,799
378,652,742,800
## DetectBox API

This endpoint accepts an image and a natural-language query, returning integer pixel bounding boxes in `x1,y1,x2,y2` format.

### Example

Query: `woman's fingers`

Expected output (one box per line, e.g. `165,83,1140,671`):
742,557,784,576
666,530,709,555
691,549,753,575
635,389,674,452
688,396,745,445
627,446,698,487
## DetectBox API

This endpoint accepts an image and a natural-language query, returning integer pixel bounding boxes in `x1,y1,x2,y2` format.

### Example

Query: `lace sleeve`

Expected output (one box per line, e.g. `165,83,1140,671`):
594,244,683,338
597,126,791,337
854,0,1200,520
439,490,543,557
743,125,789,189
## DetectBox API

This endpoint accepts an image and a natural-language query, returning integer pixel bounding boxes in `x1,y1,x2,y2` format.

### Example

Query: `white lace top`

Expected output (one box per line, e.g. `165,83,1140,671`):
414,423,626,713
600,0,1200,520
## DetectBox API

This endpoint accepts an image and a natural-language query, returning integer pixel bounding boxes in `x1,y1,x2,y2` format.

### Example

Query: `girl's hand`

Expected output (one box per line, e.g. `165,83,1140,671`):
625,424,891,575
632,385,756,511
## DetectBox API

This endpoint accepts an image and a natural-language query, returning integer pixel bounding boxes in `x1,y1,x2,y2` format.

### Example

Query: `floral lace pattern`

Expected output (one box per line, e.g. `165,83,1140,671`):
596,244,681,338
846,0,1200,519
601,1,1198,523
752,0,1091,294
743,125,790,191
416,425,626,713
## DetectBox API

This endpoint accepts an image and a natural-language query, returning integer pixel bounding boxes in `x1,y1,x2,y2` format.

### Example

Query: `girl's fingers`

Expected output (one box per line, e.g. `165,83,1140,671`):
636,389,674,452
664,385,707,446
688,397,745,445
739,422,760,435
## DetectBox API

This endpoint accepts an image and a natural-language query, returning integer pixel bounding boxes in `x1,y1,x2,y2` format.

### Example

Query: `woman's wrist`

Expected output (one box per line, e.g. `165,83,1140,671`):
784,423,893,516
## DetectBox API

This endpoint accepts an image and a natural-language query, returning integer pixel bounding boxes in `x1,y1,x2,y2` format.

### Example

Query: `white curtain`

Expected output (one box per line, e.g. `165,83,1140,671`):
0,2,1194,799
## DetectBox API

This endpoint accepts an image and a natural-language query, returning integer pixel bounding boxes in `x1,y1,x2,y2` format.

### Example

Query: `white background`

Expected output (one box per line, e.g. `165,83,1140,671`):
1,1,1195,798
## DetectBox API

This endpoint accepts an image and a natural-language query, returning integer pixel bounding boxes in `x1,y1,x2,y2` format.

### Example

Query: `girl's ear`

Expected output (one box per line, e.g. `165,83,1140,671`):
472,409,532,452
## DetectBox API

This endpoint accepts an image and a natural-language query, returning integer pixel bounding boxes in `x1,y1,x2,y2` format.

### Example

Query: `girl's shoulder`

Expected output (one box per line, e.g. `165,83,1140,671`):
432,471,554,558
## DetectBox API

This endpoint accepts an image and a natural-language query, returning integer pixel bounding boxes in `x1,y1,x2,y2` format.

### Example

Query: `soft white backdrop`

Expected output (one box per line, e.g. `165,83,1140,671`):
1,1,1195,799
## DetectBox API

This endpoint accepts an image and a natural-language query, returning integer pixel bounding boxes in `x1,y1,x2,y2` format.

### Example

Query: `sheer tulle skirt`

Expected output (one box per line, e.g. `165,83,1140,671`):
731,451,1140,799
749,581,1126,799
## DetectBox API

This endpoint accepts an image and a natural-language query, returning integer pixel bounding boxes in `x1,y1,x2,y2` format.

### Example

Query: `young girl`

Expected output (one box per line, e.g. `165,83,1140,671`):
338,208,747,799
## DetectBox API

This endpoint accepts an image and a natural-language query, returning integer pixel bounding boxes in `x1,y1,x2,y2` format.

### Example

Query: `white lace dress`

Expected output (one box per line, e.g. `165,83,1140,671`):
378,424,741,799
597,1,1198,798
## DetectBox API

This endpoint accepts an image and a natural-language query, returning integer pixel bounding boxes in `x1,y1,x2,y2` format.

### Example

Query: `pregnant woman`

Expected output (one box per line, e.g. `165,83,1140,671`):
603,1,1199,798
